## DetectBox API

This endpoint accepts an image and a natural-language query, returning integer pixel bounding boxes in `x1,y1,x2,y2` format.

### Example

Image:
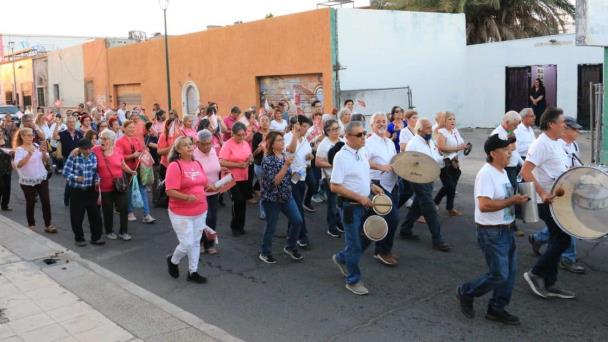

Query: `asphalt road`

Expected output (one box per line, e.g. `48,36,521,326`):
2,130,607,341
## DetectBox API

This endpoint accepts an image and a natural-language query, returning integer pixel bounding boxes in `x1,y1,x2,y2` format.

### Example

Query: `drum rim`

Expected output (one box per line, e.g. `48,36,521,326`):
363,215,388,241
549,166,608,240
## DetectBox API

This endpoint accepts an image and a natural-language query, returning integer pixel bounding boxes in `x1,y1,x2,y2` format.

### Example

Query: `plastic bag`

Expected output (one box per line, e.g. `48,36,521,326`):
130,177,144,208
140,150,154,167
139,165,154,186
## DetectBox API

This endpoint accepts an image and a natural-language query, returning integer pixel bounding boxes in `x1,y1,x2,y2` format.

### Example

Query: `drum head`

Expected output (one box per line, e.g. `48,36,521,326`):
372,194,392,216
463,143,473,156
391,151,440,184
363,215,388,241
550,167,608,240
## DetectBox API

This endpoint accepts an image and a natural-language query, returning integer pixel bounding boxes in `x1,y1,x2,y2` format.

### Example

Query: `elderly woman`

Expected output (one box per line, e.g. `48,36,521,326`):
193,129,223,254
13,127,56,232
109,116,123,140
315,119,343,237
252,115,270,219
117,120,156,224
337,108,352,137
181,115,198,142
219,122,253,236
258,131,303,263
79,114,93,134
434,112,466,216
94,129,137,241
165,136,215,283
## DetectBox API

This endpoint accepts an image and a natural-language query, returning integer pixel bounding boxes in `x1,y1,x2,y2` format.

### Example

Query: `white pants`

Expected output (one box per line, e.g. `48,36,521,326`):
168,210,207,273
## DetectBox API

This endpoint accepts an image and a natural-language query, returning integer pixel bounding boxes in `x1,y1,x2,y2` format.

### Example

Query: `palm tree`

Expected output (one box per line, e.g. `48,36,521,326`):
370,0,575,44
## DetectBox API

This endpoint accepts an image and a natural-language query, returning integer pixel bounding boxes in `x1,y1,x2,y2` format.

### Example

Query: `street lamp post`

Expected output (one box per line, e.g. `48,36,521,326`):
160,0,172,110
8,41,18,107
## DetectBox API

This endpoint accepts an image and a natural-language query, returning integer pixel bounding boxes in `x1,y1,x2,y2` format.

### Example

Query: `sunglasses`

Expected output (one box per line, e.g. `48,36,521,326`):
349,131,366,138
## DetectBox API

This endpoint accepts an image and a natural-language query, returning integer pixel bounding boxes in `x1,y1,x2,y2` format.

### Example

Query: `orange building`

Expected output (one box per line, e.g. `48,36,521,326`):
87,9,334,117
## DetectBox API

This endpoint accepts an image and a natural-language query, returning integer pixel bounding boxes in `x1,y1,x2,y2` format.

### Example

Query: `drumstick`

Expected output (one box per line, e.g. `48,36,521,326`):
373,203,393,206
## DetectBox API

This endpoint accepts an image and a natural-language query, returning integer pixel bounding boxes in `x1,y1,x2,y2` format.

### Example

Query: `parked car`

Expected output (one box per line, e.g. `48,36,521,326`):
0,105,21,126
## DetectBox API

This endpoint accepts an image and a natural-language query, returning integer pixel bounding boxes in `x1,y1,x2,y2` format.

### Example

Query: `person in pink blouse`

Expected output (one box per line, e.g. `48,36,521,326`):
222,106,241,142
156,117,181,208
94,129,137,241
219,122,253,236
180,115,198,142
129,111,146,145
165,136,217,284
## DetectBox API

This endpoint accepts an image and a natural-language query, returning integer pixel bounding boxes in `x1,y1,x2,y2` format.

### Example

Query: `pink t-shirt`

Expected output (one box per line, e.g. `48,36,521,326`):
157,133,175,167
180,127,198,142
219,138,251,182
222,116,238,142
93,146,124,193
193,147,221,195
165,160,208,216
116,135,144,170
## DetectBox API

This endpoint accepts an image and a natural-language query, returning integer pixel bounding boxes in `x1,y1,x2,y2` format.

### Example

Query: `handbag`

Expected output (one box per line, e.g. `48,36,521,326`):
103,154,128,193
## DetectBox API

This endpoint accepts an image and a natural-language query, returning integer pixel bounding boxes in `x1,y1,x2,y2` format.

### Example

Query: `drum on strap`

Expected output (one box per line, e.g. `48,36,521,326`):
391,151,440,184
550,166,608,240
371,194,392,216
363,215,388,241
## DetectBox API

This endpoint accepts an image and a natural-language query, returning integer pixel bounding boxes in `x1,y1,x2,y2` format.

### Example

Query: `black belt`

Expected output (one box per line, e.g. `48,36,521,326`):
476,224,511,229
337,196,361,207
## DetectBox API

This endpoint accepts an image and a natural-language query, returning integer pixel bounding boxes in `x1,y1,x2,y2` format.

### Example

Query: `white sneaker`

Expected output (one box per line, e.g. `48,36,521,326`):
106,233,118,240
142,214,156,223
346,282,369,295
127,213,137,221
118,233,132,241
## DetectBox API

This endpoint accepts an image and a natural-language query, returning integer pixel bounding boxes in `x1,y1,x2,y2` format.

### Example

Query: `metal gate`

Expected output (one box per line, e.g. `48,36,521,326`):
577,64,603,129
590,83,604,164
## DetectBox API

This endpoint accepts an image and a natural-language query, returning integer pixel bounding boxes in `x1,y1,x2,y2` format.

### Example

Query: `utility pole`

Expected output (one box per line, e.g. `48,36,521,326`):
8,41,18,107
160,0,172,111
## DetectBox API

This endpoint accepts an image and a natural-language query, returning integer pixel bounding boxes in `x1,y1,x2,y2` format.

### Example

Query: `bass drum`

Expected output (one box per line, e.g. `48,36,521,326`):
550,167,608,240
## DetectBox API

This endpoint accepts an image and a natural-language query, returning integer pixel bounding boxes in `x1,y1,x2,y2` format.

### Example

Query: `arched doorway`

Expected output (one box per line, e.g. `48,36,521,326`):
181,81,200,115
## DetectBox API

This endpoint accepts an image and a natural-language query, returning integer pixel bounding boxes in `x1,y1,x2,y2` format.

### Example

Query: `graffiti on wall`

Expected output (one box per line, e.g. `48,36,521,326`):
259,74,323,116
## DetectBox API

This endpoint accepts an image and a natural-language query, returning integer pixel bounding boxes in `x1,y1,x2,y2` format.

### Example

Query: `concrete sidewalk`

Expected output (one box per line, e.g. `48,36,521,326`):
0,215,242,342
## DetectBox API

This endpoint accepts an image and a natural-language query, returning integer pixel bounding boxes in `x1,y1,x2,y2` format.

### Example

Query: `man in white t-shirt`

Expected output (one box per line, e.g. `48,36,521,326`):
521,107,575,300
365,113,400,266
399,118,450,251
284,115,313,249
529,116,585,274
331,121,383,296
457,134,529,325
117,102,127,125
514,108,536,159
315,119,344,238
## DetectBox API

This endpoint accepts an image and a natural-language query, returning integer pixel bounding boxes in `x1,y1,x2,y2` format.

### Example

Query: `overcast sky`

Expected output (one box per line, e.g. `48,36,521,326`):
1,0,371,37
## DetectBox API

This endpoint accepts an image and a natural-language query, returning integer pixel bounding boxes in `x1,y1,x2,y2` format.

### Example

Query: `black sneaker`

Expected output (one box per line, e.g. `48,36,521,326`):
297,240,309,249
167,255,179,278
400,231,420,241
336,225,344,233
283,247,303,261
546,284,576,299
432,242,451,252
75,240,87,247
258,253,277,264
326,229,341,238
560,260,586,274
528,234,542,256
90,240,106,246
187,272,207,284
523,271,548,298
485,308,520,325
456,286,474,319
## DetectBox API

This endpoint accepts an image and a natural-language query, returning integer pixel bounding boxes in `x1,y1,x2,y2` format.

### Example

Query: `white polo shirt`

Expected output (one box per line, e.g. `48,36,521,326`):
270,119,287,133
526,133,569,203
474,163,515,225
492,125,523,167
514,123,536,158
331,144,370,197
284,132,312,181
366,133,398,192
316,137,343,179
405,134,444,166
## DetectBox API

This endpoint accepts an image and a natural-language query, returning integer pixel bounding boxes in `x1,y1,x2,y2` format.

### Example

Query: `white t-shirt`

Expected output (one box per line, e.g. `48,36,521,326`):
514,123,535,158
117,109,127,124
560,139,582,168
492,125,522,167
317,137,343,179
270,119,287,133
526,133,569,203
331,144,370,196
437,128,464,160
398,127,415,148
14,146,48,186
405,135,444,166
474,163,515,225
365,133,398,192
284,132,312,181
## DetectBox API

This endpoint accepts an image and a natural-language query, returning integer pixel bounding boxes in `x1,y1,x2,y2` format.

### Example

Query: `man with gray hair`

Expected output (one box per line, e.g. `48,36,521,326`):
492,111,524,236
399,118,450,251
331,121,384,295
514,108,536,160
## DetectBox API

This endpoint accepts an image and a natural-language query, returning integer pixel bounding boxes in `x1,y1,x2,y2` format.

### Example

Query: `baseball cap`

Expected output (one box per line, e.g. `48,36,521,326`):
564,116,582,130
484,134,516,154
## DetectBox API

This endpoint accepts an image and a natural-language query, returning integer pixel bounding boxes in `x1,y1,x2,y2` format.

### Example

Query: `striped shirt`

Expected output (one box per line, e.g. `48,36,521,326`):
62,153,99,189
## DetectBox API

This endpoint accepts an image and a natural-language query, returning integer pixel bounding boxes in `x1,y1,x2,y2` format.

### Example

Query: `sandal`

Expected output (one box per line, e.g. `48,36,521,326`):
44,225,58,234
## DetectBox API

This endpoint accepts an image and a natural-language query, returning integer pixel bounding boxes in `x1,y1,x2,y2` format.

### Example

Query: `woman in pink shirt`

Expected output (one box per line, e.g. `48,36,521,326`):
156,117,180,207
219,122,252,236
180,115,198,142
94,129,137,241
165,136,216,284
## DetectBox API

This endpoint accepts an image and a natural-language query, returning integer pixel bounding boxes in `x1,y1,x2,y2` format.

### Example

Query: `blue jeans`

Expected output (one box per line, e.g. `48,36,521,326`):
254,164,265,218
373,185,399,255
400,182,445,246
531,204,571,287
461,227,517,311
260,196,302,255
335,203,370,285
127,181,150,216
533,226,577,263
324,179,342,234
290,180,308,244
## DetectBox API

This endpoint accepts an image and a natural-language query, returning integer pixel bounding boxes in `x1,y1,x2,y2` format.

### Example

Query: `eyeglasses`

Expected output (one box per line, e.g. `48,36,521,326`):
349,131,366,138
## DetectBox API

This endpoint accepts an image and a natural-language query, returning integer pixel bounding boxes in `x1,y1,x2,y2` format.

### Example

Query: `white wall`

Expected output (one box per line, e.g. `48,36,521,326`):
336,9,467,119
464,34,604,128
47,44,85,107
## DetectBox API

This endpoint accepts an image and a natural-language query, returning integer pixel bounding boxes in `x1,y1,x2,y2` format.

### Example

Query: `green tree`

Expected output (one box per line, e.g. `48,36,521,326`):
370,0,575,44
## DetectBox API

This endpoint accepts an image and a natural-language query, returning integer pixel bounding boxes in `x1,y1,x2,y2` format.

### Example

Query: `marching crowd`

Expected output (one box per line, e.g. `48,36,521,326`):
0,94,586,324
